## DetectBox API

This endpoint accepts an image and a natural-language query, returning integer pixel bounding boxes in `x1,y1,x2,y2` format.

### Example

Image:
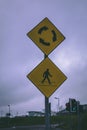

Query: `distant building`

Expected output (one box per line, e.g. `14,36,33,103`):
83,104,87,112
27,111,44,117
51,111,57,116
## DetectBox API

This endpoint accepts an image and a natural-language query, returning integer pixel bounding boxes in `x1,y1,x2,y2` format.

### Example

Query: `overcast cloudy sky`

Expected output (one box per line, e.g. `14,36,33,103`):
0,0,87,116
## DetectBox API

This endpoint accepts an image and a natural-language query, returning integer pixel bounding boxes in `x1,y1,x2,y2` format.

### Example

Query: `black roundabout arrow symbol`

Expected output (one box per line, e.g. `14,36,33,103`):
39,38,50,46
51,30,57,42
38,26,48,34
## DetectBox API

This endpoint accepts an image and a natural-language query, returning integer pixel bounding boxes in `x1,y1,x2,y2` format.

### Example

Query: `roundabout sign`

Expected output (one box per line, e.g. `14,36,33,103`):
27,17,65,55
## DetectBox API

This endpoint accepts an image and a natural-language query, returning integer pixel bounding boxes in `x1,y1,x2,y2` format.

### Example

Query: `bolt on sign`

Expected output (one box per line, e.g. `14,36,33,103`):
27,17,65,55
27,57,67,98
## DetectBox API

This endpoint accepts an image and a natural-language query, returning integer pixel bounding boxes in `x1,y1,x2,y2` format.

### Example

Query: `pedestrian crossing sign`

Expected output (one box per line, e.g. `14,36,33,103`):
27,57,67,97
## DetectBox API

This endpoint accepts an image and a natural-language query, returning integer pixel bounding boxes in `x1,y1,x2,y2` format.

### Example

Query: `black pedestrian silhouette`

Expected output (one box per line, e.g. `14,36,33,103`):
42,68,52,84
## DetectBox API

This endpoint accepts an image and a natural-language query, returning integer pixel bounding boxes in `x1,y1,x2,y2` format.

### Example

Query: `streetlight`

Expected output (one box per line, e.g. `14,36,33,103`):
54,97,60,113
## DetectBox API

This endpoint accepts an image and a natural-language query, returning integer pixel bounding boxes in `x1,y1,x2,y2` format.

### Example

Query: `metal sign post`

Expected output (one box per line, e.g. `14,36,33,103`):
45,96,50,130
44,54,50,130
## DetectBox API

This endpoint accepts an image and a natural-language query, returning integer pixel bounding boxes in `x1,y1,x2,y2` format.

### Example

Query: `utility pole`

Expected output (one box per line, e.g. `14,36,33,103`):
77,101,80,130
8,105,10,117
55,97,60,113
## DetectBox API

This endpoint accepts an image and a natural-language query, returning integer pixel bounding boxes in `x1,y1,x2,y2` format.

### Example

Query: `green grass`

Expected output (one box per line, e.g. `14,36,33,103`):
0,112,87,129
0,116,45,128
53,112,87,130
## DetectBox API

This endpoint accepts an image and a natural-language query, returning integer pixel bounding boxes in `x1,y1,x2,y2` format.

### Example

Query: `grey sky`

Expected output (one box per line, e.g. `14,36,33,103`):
0,0,87,116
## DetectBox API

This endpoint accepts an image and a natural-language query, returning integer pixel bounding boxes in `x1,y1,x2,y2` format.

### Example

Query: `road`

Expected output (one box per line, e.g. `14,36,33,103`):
0,125,63,130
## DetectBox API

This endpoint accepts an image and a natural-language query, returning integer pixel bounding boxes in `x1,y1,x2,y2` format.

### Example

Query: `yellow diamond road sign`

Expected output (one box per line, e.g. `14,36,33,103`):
27,58,67,97
27,17,65,55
